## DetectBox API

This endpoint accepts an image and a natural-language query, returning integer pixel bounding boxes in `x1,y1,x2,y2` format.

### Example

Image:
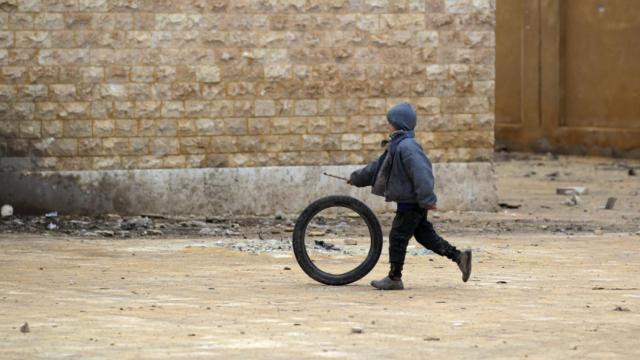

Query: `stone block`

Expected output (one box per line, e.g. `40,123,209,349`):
255,100,276,117
150,138,179,156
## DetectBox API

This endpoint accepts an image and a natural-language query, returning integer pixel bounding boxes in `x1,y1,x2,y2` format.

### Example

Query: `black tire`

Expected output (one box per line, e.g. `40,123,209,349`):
292,196,383,286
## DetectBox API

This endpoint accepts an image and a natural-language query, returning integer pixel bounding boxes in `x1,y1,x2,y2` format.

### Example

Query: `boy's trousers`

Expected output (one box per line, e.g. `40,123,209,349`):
388,208,460,277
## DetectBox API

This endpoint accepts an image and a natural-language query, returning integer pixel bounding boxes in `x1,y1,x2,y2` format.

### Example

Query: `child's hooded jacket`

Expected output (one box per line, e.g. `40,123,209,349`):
349,102,437,208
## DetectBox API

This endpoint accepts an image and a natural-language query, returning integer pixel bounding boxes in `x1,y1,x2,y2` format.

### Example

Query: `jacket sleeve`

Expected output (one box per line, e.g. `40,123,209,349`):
399,142,437,208
349,156,382,188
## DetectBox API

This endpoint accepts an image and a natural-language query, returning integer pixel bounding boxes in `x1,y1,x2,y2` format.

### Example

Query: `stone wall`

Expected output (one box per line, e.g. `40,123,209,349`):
0,0,497,215
0,0,495,171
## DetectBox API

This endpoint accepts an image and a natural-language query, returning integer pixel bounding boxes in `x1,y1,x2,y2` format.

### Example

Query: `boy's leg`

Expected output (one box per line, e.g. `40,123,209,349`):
414,214,472,282
387,209,424,279
414,215,461,261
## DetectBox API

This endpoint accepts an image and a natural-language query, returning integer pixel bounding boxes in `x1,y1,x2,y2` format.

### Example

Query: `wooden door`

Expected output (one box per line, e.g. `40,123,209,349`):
496,0,640,157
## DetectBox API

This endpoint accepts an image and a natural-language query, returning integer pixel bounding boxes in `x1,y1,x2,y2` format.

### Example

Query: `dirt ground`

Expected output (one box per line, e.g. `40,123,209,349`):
1,154,639,359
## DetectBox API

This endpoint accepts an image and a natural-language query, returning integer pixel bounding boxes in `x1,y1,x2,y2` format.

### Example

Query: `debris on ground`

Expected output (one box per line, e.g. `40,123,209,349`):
20,322,30,334
94,230,115,237
564,194,581,207
344,239,358,246
499,202,522,209
556,187,588,195
45,211,58,218
351,326,364,334
121,216,153,230
604,197,617,210
629,168,637,176
546,171,559,180
613,306,630,312
315,240,339,251
1,204,13,218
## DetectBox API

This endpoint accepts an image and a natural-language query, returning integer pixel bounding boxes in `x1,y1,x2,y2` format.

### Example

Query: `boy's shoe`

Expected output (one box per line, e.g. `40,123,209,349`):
370,276,404,290
457,250,472,282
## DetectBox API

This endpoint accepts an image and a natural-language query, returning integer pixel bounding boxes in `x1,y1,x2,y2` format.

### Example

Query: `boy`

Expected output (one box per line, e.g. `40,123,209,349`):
348,102,472,290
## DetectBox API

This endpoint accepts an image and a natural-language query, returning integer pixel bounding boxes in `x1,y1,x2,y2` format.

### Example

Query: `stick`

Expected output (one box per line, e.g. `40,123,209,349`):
323,172,349,182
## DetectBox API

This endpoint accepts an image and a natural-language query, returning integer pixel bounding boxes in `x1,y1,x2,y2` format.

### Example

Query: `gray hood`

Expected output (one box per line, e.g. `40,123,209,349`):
387,102,417,131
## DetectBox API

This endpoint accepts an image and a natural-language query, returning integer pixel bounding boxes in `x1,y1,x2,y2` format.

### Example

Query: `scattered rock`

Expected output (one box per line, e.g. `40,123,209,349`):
556,186,588,195
20,322,30,334
594,229,604,236
315,240,339,251
45,211,58,218
308,231,326,237
351,326,364,334
344,239,358,246
275,212,285,220
283,266,291,270
613,306,630,312
284,227,295,232
564,194,580,207
141,213,165,219
198,228,220,236
46,223,58,230
629,168,637,176
1,204,14,218
496,281,508,284
424,337,440,341
145,229,163,236
121,216,152,230
180,220,207,228
499,202,521,209
604,197,617,210
105,214,122,221
95,230,115,237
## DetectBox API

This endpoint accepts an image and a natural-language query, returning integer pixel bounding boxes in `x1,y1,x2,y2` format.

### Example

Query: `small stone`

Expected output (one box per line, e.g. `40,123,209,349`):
344,239,358,246
20,322,30,334
613,306,630,312
95,230,115,237
351,326,364,334
105,214,122,221
309,231,326,237
1,204,13,218
45,211,58,218
47,223,58,230
284,227,295,233
198,228,219,236
564,194,580,207
145,229,163,236
424,337,440,341
594,229,604,236
629,168,637,176
283,267,291,270
605,197,617,210
121,216,152,230
556,187,588,195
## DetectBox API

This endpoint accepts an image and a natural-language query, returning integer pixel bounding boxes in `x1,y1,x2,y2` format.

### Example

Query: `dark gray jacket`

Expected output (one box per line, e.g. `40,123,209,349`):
349,102,437,208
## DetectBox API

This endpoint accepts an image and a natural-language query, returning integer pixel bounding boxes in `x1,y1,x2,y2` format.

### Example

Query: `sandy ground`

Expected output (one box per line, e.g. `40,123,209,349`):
1,154,639,359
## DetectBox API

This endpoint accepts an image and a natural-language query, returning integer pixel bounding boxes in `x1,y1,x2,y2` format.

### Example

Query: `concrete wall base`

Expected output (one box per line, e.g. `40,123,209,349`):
0,163,497,216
